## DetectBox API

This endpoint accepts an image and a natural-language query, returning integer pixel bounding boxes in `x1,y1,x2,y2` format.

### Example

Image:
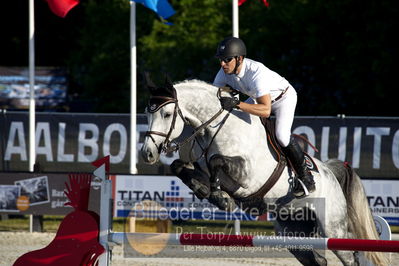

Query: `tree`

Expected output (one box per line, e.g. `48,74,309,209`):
137,0,233,111
68,0,131,112
68,0,234,113
2,0,397,115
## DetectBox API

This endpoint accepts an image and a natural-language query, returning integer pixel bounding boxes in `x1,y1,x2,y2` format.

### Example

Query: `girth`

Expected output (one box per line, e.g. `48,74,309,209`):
235,117,287,207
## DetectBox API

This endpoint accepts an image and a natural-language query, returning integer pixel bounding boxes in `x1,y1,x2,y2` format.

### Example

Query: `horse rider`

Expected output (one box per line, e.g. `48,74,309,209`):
213,36,315,198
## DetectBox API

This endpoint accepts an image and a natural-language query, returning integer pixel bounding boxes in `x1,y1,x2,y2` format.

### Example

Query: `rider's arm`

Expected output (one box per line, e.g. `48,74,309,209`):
237,94,271,118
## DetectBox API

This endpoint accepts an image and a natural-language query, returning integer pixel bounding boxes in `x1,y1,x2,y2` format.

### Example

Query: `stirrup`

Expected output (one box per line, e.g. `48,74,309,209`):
293,178,310,198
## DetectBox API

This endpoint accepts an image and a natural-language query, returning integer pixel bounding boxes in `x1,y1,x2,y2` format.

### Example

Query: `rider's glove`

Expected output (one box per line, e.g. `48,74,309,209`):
219,97,240,111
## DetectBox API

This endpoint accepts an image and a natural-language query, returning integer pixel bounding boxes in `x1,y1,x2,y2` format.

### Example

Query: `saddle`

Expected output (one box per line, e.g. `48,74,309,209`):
238,118,318,210
262,117,319,173
261,117,285,161
261,117,319,173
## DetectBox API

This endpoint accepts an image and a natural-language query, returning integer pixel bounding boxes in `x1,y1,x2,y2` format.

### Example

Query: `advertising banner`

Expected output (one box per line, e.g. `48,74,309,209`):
113,175,399,225
294,117,399,179
0,171,397,225
113,175,256,221
363,179,399,226
0,172,100,215
0,112,398,178
0,67,67,111
0,112,171,174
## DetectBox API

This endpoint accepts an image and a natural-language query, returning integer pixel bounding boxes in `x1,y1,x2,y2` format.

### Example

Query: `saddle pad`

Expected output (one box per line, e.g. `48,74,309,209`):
304,153,319,173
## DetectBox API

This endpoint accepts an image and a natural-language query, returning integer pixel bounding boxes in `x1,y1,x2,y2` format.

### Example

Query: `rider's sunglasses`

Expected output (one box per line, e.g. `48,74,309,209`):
219,57,234,64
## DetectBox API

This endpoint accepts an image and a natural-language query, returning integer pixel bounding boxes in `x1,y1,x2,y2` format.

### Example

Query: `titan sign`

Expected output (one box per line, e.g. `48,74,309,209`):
0,112,398,178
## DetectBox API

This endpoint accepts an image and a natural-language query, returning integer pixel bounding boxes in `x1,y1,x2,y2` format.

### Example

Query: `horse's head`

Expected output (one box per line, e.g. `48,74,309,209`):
140,74,186,164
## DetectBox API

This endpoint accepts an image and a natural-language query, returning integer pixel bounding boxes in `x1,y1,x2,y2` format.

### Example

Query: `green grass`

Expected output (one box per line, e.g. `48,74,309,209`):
0,215,275,235
1,215,398,235
0,215,31,231
0,215,63,232
115,217,275,235
392,226,399,234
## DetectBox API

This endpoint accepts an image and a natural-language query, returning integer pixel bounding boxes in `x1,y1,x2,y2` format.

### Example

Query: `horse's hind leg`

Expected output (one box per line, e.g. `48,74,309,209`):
288,250,327,266
319,190,357,265
273,209,327,266
323,218,357,266
324,223,357,266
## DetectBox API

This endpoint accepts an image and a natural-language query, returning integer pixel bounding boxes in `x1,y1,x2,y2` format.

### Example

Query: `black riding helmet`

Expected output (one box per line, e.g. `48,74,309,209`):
215,37,246,59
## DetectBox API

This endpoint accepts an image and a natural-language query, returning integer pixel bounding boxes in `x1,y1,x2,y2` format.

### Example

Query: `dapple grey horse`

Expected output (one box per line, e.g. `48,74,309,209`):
140,77,386,266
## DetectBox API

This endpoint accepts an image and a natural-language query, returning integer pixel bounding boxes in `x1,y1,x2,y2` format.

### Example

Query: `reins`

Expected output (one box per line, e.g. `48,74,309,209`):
170,108,226,152
145,88,231,157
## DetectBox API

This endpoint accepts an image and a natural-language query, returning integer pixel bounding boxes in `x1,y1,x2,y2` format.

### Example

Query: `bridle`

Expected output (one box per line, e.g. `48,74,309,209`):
145,88,230,157
145,95,186,154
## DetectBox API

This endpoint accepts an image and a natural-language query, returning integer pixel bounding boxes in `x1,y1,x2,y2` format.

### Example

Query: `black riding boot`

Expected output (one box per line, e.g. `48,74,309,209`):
282,137,316,197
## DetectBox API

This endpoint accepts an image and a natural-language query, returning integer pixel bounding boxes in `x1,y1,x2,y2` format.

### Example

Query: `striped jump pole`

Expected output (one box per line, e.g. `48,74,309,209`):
109,232,399,253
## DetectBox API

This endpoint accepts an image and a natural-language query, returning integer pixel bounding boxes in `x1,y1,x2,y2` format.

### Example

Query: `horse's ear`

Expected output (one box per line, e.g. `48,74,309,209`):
164,74,175,95
143,72,157,95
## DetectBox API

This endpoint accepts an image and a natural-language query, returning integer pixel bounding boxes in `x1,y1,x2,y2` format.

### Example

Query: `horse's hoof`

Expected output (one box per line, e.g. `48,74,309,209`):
170,159,187,175
190,178,210,199
209,190,235,211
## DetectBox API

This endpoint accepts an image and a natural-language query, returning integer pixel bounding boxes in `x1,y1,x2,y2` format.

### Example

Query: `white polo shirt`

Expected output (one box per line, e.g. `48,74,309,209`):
213,58,290,101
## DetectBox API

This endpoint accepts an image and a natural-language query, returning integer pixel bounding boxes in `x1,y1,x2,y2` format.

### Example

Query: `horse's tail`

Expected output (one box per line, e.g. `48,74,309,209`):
326,159,388,266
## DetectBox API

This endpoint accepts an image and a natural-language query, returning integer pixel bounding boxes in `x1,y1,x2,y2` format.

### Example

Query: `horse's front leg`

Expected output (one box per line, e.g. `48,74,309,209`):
170,159,210,199
170,155,243,211
207,154,244,211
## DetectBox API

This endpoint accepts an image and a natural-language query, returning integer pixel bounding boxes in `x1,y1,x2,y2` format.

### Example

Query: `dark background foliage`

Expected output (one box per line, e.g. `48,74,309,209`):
1,0,398,115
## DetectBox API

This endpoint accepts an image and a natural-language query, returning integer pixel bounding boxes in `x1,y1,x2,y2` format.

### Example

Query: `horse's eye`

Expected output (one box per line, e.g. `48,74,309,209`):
164,113,172,118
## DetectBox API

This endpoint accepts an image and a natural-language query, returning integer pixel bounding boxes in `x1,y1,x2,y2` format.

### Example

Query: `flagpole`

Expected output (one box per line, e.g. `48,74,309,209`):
29,0,36,172
232,0,239,37
232,0,241,234
130,1,138,174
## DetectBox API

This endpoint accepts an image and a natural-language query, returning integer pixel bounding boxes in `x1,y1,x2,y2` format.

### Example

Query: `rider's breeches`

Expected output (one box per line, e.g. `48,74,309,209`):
272,86,297,147
244,86,298,148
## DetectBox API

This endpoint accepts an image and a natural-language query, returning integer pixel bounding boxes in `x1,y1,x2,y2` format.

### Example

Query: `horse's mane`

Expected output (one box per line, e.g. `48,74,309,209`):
173,79,232,112
174,79,218,95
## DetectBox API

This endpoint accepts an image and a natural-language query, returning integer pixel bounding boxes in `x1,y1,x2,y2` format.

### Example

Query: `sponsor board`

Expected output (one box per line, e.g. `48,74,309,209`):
0,113,399,178
114,175,257,221
114,175,399,225
0,172,100,215
362,179,399,226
